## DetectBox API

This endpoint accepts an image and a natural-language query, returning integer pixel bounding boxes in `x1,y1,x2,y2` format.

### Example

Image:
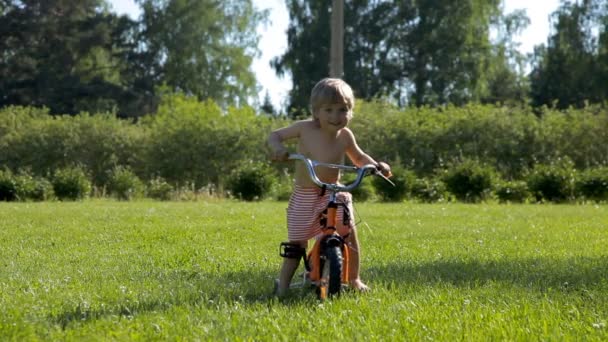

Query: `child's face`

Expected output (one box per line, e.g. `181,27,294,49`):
314,102,353,132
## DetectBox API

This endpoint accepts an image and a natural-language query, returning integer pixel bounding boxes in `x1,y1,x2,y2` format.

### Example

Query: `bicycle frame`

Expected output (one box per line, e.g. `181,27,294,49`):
287,153,388,299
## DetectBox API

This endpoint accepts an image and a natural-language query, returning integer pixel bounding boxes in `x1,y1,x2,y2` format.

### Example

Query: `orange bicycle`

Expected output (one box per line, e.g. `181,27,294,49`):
279,153,393,300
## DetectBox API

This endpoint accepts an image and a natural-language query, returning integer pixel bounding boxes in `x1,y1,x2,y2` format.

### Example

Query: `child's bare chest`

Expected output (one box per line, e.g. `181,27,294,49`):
298,131,346,163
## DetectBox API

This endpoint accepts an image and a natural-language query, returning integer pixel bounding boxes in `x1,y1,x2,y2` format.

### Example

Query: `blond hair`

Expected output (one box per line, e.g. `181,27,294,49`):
310,78,355,114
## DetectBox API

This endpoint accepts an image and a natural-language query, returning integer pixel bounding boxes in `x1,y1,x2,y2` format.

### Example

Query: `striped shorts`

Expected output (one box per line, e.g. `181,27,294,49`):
286,185,355,241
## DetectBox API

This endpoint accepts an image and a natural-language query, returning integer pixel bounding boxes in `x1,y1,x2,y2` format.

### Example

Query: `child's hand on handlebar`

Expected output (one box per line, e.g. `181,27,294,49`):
270,148,290,162
376,161,392,178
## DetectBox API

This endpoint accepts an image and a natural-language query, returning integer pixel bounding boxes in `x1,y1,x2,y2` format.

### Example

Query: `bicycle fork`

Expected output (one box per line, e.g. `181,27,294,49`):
307,199,350,299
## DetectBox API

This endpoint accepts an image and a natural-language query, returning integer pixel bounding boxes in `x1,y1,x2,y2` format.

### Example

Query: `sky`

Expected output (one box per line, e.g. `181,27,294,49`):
108,0,561,109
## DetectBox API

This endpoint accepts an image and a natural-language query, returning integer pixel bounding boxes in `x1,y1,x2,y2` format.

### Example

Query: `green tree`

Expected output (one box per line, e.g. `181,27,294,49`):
274,0,516,115
260,91,277,116
530,0,608,109
0,0,266,117
481,9,530,105
134,0,265,109
0,0,132,115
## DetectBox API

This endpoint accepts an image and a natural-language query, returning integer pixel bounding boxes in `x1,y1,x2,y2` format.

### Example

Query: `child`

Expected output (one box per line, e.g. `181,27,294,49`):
268,77,391,296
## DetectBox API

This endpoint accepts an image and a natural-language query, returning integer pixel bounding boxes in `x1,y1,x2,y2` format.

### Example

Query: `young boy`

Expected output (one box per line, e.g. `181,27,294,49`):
268,78,391,296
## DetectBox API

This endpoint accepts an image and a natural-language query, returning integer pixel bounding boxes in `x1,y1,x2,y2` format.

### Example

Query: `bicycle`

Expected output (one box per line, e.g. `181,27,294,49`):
279,153,393,300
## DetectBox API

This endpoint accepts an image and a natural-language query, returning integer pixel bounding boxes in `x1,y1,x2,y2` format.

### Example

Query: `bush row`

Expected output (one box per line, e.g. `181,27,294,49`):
2,159,606,203
1,97,607,201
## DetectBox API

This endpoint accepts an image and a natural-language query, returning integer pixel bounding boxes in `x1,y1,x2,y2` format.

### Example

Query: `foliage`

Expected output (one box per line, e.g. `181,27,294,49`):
351,102,608,180
270,168,294,201
107,166,145,201
52,166,92,201
495,180,531,203
0,169,16,201
1,102,608,203
441,159,497,203
0,0,134,115
143,93,276,187
372,165,414,202
0,107,145,186
136,0,265,110
340,173,376,202
0,0,266,117
576,166,608,202
526,158,577,203
13,171,55,201
147,177,174,201
275,0,513,114
410,177,448,203
227,161,276,201
530,0,608,109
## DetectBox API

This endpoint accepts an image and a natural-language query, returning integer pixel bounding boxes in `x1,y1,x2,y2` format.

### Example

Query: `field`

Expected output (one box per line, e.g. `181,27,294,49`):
1,200,607,340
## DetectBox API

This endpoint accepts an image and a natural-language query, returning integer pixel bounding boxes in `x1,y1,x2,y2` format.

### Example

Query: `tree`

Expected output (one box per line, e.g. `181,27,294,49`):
0,0,266,117
260,91,277,116
274,0,514,116
404,0,501,106
530,0,608,109
0,0,132,115
481,9,530,105
134,0,265,109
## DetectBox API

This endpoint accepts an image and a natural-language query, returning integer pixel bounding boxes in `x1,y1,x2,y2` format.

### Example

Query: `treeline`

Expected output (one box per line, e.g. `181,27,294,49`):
276,0,608,115
1,96,607,202
0,0,263,118
2,1,608,118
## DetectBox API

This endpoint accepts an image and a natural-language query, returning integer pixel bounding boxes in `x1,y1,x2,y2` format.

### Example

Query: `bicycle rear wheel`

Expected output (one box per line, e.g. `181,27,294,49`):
318,245,343,299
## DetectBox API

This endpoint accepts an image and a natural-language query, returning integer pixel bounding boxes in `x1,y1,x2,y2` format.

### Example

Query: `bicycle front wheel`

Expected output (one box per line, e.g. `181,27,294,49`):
319,245,343,299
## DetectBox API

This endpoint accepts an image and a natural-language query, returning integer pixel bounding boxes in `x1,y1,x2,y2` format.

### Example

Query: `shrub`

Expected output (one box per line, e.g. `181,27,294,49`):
411,177,448,203
576,166,608,202
0,169,16,201
52,166,92,201
495,180,530,203
372,165,414,202
14,172,55,201
228,161,276,201
270,168,294,201
148,177,174,201
30,177,55,201
107,166,145,200
340,173,376,202
442,159,496,203
526,159,576,203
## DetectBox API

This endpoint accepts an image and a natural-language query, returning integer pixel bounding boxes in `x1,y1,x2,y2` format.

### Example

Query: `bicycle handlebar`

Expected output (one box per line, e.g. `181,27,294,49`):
288,153,394,192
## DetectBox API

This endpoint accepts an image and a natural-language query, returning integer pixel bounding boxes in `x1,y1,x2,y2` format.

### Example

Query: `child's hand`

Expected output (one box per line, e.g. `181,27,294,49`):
377,161,392,178
270,147,290,162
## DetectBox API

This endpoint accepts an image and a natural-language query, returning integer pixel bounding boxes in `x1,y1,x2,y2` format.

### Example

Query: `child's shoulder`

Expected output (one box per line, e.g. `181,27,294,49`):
291,119,317,130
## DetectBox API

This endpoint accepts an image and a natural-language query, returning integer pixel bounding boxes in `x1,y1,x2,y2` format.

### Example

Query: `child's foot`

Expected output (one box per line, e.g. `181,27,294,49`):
350,278,370,292
273,279,288,297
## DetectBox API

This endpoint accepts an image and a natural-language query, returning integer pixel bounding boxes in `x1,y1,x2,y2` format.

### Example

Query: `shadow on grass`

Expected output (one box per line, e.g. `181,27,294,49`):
367,255,608,290
51,255,608,327
49,267,311,329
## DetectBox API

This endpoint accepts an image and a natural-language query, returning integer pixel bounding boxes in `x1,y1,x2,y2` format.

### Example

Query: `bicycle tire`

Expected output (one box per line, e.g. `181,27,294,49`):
320,245,343,298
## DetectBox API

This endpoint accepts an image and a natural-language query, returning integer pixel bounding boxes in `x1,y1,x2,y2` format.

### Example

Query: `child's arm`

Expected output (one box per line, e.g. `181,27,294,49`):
268,121,305,161
343,128,392,176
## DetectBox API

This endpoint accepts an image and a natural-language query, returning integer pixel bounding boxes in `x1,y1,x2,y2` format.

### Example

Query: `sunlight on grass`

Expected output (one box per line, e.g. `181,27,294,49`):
0,201,606,340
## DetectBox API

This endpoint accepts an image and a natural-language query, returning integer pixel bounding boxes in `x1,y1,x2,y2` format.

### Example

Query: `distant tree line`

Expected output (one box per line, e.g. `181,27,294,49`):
0,0,264,117
2,1,607,118
274,0,608,116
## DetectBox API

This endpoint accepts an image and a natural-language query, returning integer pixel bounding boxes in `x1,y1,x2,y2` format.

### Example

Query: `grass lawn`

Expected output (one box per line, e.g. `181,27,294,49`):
1,200,607,340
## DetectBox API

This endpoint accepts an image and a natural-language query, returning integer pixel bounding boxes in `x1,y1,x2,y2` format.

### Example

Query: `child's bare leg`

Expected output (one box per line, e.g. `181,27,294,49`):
277,241,307,296
346,228,369,291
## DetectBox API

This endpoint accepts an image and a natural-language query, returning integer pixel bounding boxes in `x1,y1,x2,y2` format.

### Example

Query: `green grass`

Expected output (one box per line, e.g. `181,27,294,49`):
1,200,607,340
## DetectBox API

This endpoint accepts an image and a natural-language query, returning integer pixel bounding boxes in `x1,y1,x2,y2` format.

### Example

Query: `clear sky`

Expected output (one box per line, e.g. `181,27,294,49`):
108,0,561,109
